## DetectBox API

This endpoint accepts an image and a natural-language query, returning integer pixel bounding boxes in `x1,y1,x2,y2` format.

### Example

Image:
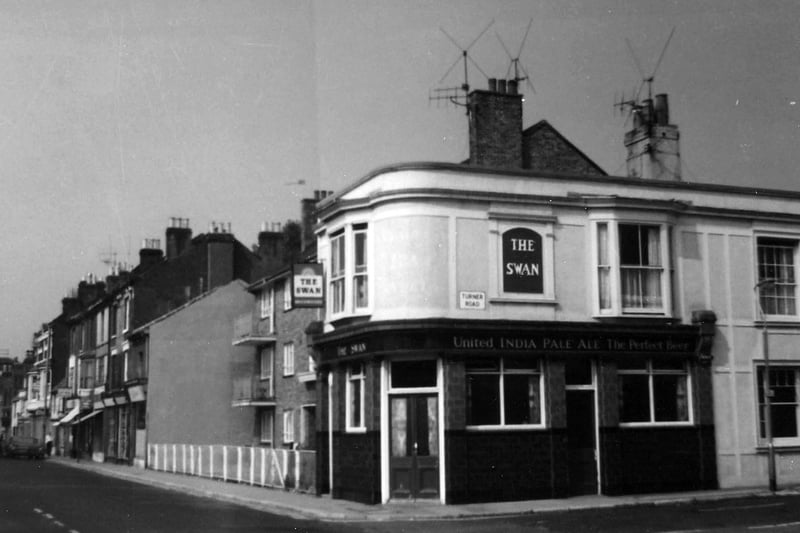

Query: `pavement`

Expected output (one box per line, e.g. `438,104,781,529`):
48,455,795,522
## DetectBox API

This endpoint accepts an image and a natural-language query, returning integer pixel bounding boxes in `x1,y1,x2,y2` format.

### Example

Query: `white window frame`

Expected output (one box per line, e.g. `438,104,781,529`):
756,235,799,321
260,346,274,397
756,362,800,446
329,231,346,316
259,287,274,333
346,362,366,433
353,224,369,311
618,359,693,426
282,342,295,376
465,357,545,430
591,218,672,317
282,409,295,445
260,409,274,445
328,223,371,319
122,294,131,333
283,278,292,311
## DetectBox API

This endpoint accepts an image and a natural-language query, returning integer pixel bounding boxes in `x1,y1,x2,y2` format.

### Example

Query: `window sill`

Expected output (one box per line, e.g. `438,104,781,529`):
754,319,800,328
489,297,557,306
345,427,367,434
619,421,694,428
466,424,546,431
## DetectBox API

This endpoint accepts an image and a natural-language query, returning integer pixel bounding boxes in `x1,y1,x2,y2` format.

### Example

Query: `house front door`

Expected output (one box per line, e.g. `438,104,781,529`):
389,394,439,500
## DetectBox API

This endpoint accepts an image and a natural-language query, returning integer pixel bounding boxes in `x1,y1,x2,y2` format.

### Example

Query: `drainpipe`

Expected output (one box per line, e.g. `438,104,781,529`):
755,279,778,492
328,371,333,494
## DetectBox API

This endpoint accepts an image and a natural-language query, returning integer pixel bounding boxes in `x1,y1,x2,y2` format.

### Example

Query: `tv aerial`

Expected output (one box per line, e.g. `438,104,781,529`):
614,27,676,126
429,20,494,113
495,18,536,95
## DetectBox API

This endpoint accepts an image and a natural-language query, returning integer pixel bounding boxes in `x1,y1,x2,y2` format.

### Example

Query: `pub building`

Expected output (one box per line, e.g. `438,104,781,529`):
311,81,721,504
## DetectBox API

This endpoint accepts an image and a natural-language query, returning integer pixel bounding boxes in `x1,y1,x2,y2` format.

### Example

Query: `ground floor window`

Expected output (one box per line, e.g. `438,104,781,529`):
757,365,800,441
618,358,690,424
466,356,543,427
283,409,295,445
260,409,273,444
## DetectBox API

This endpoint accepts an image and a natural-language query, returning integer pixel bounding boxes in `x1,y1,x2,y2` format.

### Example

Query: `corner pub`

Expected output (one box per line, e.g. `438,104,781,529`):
311,84,718,505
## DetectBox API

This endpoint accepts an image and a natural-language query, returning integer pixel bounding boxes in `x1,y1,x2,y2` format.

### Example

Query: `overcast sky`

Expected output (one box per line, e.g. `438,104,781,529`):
1,0,798,358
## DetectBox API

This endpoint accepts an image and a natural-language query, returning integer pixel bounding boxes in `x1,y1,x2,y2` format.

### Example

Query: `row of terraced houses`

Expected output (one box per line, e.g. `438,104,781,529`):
8,79,800,505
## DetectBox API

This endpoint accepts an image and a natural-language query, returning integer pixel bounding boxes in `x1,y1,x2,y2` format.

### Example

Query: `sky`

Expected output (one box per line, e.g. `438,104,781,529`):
0,0,798,358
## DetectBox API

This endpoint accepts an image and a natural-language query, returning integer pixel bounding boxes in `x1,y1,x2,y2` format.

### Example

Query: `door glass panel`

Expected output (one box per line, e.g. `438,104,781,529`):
426,396,438,457
391,398,408,457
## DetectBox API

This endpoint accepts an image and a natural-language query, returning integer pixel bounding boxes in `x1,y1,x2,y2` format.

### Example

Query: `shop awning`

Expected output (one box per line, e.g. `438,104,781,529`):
75,410,103,424
54,405,81,426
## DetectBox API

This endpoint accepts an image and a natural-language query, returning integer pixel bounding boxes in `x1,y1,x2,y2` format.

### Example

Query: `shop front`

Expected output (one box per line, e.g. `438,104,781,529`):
316,317,717,505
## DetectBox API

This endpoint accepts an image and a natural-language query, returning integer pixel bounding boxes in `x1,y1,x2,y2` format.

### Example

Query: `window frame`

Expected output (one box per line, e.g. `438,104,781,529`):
346,362,366,433
327,223,371,319
259,287,274,331
618,359,693,426
755,236,799,321
756,363,800,446
465,356,545,430
260,409,274,445
282,409,294,445
591,218,673,317
283,278,292,311
259,346,274,396
282,342,295,377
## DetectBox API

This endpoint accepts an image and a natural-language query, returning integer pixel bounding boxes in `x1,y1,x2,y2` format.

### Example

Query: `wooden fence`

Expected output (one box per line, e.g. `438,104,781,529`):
147,443,316,493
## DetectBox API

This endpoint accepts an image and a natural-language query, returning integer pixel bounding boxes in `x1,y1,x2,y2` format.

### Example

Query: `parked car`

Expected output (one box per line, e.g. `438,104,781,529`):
1,436,46,459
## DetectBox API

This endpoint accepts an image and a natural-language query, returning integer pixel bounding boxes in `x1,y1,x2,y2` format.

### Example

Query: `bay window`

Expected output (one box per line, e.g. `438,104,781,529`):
594,220,671,316
328,223,369,317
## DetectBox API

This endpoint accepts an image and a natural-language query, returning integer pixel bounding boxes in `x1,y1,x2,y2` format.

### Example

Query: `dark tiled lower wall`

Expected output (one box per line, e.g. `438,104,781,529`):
445,429,569,504
331,431,381,504
600,425,718,495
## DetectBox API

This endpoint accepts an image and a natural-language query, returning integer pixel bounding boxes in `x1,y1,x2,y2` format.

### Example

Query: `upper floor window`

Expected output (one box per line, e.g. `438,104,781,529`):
330,231,346,314
329,224,369,317
283,342,295,376
594,221,671,316
122,295,131,332
618,359,691,425
259,287,274,331
282,409,295,445
353,225,368,310
260,409,274,445
283,279,292,311
260,346,274,397
757,237,798,318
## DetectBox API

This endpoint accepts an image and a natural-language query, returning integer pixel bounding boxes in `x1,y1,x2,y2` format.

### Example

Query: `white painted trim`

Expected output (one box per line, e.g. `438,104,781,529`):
380,359,390,503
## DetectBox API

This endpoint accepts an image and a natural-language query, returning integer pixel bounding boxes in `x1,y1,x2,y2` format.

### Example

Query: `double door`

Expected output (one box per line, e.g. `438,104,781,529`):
389,394,439,500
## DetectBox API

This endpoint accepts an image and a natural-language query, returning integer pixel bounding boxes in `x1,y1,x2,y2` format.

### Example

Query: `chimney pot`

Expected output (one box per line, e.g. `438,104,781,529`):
497,80,507,94
488,78,497,92
507,80,518,95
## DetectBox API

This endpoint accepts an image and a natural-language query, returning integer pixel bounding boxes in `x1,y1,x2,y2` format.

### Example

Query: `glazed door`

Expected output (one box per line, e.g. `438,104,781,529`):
389,394,439,500
566,389,598,495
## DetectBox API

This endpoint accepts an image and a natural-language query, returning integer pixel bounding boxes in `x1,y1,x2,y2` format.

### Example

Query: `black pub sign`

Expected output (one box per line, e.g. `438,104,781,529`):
503,227,543,294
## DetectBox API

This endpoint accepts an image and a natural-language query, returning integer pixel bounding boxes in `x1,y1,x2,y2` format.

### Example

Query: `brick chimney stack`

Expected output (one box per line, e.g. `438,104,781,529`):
166,218,192,260
468,79,524,169
138,238,163,271
301,190,332,251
